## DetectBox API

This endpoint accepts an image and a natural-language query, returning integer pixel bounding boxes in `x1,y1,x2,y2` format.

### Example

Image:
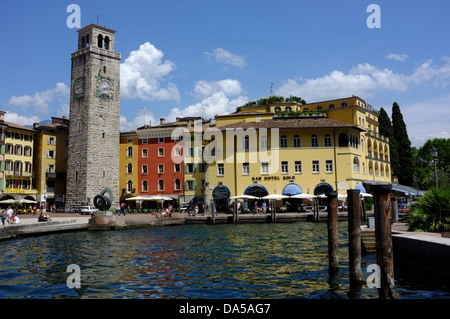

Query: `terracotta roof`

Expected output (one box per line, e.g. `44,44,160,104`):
216,117,364,131
3,121,36,132
215,111,272,118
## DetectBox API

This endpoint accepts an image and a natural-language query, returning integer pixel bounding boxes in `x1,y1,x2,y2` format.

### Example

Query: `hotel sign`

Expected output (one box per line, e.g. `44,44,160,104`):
252,176,295,181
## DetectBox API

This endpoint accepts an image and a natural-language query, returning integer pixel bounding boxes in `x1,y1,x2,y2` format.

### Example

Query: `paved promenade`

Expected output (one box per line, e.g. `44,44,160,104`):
0,213,90,240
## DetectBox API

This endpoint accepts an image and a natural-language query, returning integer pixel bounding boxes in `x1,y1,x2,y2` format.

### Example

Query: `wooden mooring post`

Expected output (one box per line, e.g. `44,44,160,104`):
347,189,362,288
327,192,339,273
372,183,395,299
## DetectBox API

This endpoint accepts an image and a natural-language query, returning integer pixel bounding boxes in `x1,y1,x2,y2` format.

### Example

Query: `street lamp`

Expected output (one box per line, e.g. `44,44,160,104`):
430,146,439,187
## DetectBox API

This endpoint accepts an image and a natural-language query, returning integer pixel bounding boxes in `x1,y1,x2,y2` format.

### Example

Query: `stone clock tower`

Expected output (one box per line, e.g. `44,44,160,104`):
66,24,121,209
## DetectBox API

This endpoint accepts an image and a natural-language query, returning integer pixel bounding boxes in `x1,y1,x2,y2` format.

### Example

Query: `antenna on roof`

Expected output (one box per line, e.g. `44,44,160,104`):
270,82,273,96
97,14,100,25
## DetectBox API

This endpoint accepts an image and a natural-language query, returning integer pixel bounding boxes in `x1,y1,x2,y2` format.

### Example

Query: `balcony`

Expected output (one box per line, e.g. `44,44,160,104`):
46,172,57,179
122,188,136,195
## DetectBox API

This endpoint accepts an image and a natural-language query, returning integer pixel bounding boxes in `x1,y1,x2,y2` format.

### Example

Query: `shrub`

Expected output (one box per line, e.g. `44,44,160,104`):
407,187,450,232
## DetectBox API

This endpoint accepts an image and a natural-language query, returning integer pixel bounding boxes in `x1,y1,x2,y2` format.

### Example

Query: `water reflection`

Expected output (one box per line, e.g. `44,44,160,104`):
0,222,448,299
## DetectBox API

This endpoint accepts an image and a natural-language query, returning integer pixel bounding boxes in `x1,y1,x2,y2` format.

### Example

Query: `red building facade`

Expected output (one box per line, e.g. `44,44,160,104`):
136,118,191,207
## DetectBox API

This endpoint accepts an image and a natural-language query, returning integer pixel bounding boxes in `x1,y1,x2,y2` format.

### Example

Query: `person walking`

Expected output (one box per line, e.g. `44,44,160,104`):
1,210,6,226
118,202,126,216
6,206,13,224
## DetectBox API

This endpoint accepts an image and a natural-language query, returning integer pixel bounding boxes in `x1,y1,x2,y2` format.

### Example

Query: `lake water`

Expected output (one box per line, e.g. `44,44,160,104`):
0,222,449,299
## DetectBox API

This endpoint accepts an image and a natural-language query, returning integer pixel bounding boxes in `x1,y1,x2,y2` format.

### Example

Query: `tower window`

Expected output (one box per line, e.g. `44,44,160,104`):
97,34,103,48
103,66,107,74
104,36,110,50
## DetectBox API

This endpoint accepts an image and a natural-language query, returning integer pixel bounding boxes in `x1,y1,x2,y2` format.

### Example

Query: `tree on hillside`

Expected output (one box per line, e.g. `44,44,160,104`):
392,102,413,186
378,107,399,179
413,138,450,189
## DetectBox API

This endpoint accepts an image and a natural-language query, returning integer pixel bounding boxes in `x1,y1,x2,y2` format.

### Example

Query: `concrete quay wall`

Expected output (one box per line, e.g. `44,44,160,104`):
392,232,450,277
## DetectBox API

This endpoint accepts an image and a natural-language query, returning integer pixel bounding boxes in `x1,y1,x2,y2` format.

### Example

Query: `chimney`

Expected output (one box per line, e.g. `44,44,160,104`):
160,118,165,125
0,111,5,122
33,123,39,129
176,117,180,122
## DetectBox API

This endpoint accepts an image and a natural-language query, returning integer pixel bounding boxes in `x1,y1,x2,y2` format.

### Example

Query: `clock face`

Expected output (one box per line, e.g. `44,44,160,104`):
73,77,85,99
100,82,110,94
76,81,84,94
96,77,114,99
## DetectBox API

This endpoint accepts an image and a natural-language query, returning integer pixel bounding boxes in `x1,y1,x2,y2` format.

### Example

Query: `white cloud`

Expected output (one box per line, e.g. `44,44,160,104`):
120,108,156,132
120,42,180,101
7,82,70,114
194,79,243,99
166,79,248,121
4,112,40,127
386,53,409,62
276,57,450,102
203,48,247,68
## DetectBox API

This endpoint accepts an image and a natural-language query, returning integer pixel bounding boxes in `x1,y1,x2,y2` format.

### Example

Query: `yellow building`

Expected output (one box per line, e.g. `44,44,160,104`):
0,111,37,202
201,96,390,212
34,117,69,209
119,130,138,202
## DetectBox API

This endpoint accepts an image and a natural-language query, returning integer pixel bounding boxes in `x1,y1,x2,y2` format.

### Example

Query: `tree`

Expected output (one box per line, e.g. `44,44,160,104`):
413,138,450,189
392,102,413,186
408,187,450,232
379,107,399,179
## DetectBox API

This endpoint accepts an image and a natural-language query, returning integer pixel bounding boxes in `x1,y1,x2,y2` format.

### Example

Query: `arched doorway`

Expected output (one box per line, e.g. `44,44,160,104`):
282,183,303,212
212,185,230,213
314,183,334,206
244,184,268,212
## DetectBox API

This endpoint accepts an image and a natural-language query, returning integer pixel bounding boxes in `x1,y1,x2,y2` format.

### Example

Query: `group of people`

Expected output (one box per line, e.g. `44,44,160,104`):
188,202,209,216
0,206,21,225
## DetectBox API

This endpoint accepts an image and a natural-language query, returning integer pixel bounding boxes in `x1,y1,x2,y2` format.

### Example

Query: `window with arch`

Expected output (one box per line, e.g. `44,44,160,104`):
104,36,110,50
353,156,360,174
97,34,103,48
293,135,301,148
311,134,319,147
324,134,332,147
317,106,323,110
127,146,133,157
158,179,165,191
127,163,133,174
260,135,268,150
341,102,348,107
142,180,148,192
280,135,288,148
174,178,181,191
243,135,249,150
274,106,281,113
285,106,292,112
127,180,133,193
329,104,335,109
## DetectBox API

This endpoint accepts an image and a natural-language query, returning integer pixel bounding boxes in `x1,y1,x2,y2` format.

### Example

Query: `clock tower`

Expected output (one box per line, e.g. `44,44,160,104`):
66,24,121,209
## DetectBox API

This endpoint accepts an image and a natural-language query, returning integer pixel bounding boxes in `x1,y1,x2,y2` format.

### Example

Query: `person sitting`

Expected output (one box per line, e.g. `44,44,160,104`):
38,213,49,222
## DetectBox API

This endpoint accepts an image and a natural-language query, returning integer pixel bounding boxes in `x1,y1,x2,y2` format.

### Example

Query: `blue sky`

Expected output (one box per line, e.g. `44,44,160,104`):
1,0,449,147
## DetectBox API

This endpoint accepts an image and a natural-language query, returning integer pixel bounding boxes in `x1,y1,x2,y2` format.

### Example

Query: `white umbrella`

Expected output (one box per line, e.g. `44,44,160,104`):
230,194,259,200
0,199,16,204
262,194,288,200
125,196,147,201
20,199,37,204
290,193,316,199
360,192,373,198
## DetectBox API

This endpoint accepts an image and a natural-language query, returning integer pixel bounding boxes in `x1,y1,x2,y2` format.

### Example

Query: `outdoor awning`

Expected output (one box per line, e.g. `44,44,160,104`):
262,194,288,200
282,183,302,196
126,195,173,201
